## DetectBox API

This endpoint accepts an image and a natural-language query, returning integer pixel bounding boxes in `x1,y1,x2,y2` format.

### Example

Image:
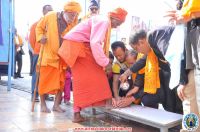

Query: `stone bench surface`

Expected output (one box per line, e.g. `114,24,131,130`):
98,105,182,127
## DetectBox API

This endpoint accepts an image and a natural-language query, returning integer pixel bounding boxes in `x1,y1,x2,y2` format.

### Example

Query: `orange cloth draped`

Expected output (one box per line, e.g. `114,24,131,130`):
64,0,82,14
181,0,200,20
29,22,41,54
38,64,65,95
58,40,112,108
144,49,160,94
103,19,111,57
108,7,127,22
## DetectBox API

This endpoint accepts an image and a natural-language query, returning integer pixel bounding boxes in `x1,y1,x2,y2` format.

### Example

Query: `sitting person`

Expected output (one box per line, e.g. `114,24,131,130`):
111,41,140,107
114,52,145,108
111,41,135,99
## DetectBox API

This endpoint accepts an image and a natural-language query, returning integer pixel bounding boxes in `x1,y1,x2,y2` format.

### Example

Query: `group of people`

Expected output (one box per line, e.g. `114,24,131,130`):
25,0,200,130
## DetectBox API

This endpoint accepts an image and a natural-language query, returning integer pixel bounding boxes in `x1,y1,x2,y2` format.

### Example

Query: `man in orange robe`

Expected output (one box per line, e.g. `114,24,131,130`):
29,5,53,102
58,7,128,122
36,0,81,113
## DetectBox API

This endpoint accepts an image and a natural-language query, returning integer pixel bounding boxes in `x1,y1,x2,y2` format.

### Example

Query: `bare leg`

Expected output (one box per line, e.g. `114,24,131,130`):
40,95,51,113
53,91,66,112
73,112,85,123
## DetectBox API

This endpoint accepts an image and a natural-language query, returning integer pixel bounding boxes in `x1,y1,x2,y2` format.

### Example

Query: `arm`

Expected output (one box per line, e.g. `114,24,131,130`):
126,73,144,99
112,74,120,99
90,17,109,67
35,17,47,44
165,0,200,24
177,59,189,101
120,57,146,83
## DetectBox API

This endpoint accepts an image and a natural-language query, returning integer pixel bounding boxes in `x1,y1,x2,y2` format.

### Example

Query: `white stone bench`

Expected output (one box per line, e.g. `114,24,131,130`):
95,105,182,132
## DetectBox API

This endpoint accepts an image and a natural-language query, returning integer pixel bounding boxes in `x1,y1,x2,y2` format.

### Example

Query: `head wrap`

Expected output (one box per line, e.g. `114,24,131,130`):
64,0,82,14
108,7,128,22
89,0,100,9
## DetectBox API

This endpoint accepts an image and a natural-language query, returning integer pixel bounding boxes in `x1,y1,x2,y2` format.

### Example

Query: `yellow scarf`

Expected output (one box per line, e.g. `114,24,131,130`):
144,48,160,94
103,19,111,57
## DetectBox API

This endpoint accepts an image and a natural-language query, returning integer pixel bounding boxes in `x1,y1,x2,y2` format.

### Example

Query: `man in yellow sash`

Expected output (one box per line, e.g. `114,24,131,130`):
120,28,186,112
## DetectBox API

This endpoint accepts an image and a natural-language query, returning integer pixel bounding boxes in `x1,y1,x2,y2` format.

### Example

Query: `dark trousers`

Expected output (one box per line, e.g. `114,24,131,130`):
158,70,183,113
29,50,33,75
31,55,39,98
141,92,160,109
15,52,22,76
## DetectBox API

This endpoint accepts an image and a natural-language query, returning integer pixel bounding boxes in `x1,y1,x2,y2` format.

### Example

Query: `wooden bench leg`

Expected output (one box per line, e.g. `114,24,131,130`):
160,127,168,132
92,108,96,115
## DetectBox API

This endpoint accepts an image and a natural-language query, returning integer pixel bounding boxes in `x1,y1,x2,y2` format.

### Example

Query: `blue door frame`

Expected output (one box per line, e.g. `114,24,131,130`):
0,0,15,91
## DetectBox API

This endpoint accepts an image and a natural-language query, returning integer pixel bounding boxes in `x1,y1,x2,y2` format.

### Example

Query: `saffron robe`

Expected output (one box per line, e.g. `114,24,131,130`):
58,15,112,108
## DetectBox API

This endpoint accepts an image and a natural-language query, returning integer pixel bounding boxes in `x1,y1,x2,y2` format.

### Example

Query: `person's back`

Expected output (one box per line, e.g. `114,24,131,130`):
58,7,128,122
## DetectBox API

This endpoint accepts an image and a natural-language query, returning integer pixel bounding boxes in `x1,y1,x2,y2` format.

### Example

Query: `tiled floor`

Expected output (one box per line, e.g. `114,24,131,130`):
0,76,181,132
0,87,84,132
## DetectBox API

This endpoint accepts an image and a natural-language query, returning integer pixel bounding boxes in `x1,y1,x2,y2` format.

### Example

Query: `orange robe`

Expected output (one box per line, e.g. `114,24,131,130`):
36,11,75,95
59,40,112,108
181,0,200,20
29,21,41,55
58,16,112,108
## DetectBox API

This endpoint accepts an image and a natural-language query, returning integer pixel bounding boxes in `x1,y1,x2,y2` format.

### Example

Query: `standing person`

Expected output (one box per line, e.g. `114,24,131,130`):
36,1,81,113
28,42,33,76
165,0,200,131
14,28,24,78
63,68,72,105
58,7,128,122
80,0,100,21
88,0,100,15
29,4,53,102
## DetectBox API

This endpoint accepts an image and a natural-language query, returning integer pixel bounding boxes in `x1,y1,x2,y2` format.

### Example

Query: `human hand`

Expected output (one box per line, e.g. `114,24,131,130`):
164,10,187,25
117,96,135,108
112,97,122,108
177,84,186,101
40,36,47,44
119,73,128,83
105,63,112,73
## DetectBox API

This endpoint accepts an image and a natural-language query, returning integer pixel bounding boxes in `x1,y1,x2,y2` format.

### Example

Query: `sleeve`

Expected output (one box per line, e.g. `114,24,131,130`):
112,63,121,74
133,74,144,99
179,58,189,85
36,17,46,43
134,73,144,88
130,56,147,73
90,17,109,67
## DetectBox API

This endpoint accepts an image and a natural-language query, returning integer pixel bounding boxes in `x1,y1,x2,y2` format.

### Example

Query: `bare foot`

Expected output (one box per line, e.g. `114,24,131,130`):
72,112,86,123
52,106,66,113
41,106,51,113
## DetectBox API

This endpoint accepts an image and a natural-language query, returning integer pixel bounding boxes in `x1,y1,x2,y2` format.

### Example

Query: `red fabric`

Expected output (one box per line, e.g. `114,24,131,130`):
108,7,127,22
58,40,112,108
29,22,41,55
